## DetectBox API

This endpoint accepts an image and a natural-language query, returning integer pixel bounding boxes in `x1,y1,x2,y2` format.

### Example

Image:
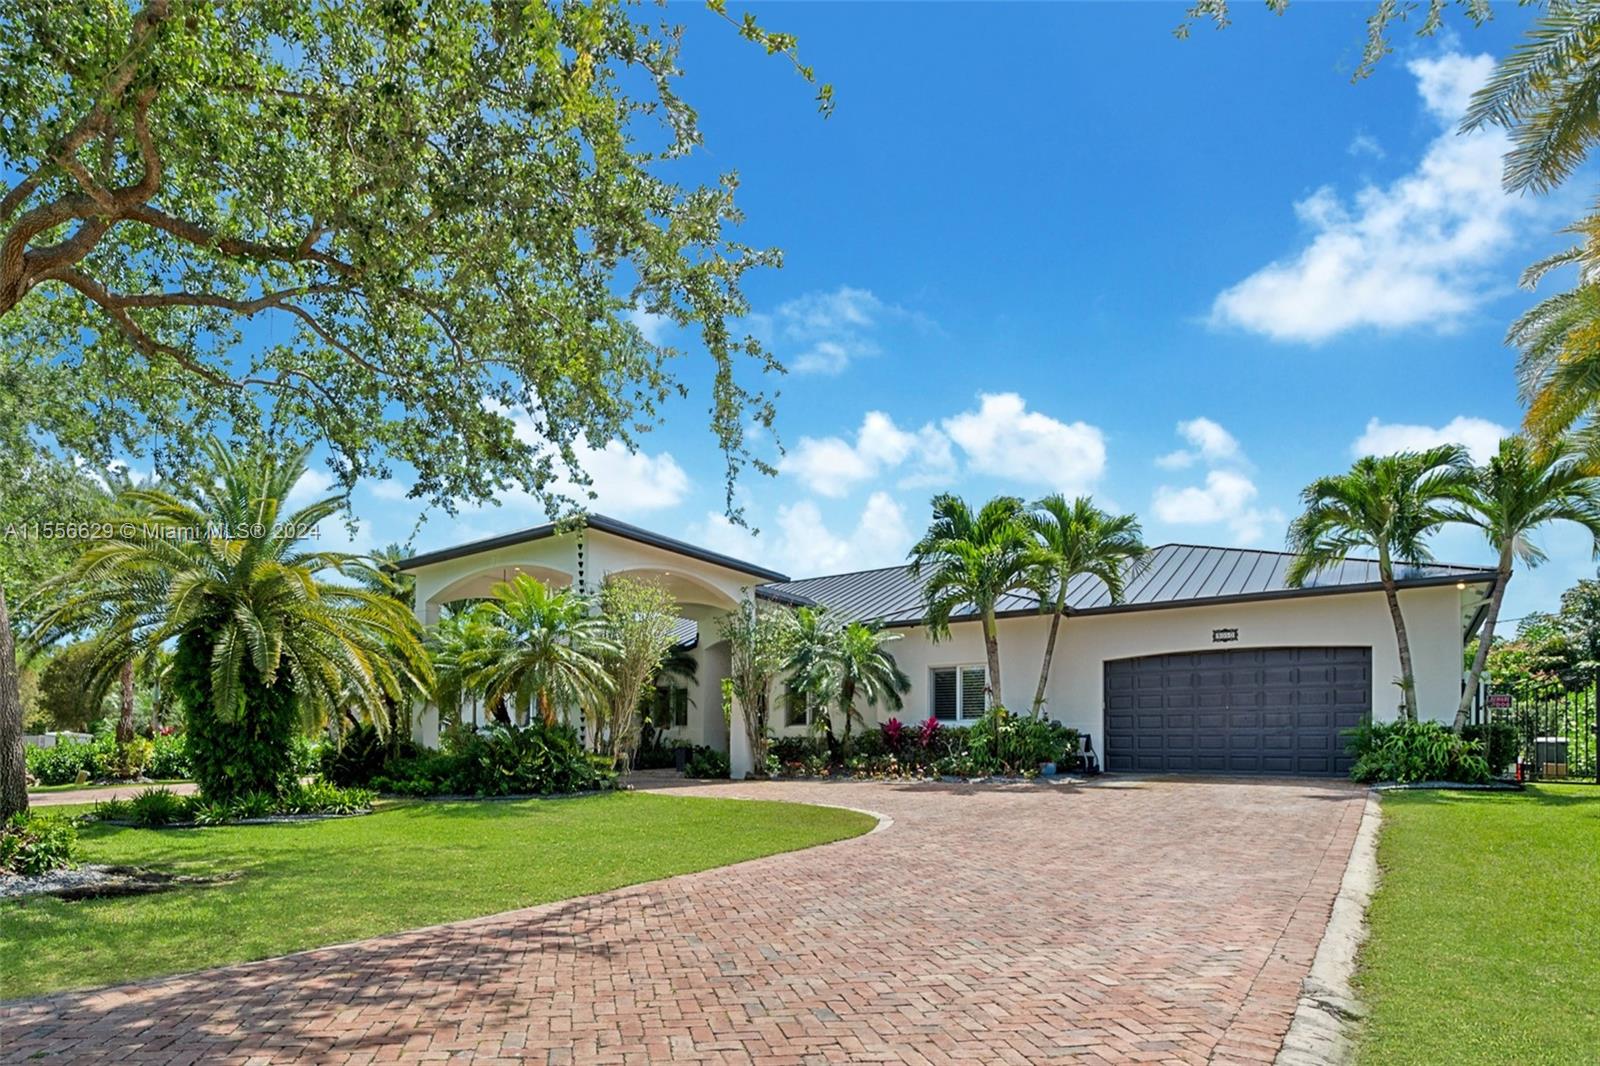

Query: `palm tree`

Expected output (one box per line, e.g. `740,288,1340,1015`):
29,438,428,800
1510,214,1600,447
465,575,614,729
1286,446,1474,722
909,494,1045,711
780,606,842,747
831,621,910,740
1448,435,1600,731
428,603,504,728
1024,495,1146,716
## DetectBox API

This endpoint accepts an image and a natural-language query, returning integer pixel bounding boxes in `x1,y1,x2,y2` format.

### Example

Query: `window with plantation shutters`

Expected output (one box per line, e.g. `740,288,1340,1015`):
932,668,958,720
931,665,986,722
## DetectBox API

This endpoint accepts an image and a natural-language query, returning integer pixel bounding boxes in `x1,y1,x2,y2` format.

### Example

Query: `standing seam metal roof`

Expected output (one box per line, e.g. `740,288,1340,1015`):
753,543,1496,626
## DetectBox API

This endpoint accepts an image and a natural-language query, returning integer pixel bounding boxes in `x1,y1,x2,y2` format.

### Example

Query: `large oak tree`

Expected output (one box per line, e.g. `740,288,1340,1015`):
0,0,825,815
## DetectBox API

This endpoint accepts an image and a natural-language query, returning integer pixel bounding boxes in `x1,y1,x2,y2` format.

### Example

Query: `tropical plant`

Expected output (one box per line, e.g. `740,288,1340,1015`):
1448,435,1600,730
1345,720,1491,785
1024,495,1146,715
720,601,792,774
830,621,910,742
779,606,842,746
464,576,615,730
909,494,1045,710
589,576,680,769
427,604,503,728
27,438,429,801
1286,446,1474,722
1510,214,1600,449
0,812,76,876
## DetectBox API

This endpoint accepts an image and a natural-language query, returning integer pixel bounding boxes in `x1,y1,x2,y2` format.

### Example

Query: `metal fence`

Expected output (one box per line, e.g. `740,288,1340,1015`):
1475,678,1599,783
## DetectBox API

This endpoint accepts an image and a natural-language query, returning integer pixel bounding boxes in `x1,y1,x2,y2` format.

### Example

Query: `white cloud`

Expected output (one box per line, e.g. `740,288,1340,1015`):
1210,52,1552,343
627,307,672,346
1150,420,1282,545
368,479,411,502
1347,132,1385,160
1352,415,1508,464
760,285,932,375
285,469,338,510
942,392,1106,493
1156,417,1243,470
556,439,691,514
781,411,955,498
691,491,913,578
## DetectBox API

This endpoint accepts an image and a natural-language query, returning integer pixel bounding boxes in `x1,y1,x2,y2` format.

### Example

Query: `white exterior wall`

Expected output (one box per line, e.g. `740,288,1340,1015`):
841,584,1472,742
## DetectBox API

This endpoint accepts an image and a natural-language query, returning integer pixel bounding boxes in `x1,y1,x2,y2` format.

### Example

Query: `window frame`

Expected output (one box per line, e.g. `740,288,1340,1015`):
929,663,988,724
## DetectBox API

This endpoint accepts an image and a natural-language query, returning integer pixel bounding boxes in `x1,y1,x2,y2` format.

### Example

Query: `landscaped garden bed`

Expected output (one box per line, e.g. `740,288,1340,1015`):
763,713,1082,781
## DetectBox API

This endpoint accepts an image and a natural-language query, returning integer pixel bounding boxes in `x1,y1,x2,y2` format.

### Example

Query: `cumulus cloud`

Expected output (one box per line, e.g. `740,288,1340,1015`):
756,286,933,375
781,411,955,498
1352,415,1508,464
1150,419,1282,545
1156,417,1244,470
942,392,1106,494
626,307,672,346
1210,52,1552,343
691,491,913,578
285,468,339,510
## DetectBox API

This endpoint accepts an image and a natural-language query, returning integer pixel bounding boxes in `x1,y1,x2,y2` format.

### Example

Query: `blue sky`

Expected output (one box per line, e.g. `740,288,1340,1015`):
304,3,1592,622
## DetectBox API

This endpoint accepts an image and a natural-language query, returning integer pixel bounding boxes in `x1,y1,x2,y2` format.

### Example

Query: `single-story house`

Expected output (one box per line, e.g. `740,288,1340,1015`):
395,514,1497,778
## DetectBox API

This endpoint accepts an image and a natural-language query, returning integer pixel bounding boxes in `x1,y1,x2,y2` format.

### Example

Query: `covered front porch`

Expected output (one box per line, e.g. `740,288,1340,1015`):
396,515,789,777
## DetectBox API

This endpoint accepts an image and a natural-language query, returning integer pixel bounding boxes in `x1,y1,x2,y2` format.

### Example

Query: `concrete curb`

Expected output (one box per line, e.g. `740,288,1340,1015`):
1275,792,1381,1066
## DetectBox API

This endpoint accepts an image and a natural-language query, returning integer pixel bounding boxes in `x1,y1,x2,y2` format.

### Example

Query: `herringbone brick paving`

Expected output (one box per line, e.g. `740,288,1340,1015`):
1,775,1365,1064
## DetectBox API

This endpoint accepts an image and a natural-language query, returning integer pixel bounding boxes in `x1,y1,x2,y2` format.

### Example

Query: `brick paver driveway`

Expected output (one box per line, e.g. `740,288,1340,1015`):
3,776,1365,1065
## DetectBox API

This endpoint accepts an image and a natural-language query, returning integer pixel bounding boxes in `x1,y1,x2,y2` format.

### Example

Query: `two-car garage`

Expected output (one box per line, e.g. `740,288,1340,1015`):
1103,646,1372,776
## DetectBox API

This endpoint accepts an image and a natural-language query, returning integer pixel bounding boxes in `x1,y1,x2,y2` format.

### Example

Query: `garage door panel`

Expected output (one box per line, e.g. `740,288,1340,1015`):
1104,647,1371,776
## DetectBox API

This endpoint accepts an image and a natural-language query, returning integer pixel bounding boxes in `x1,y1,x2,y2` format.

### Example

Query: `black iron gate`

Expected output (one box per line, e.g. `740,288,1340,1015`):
1474,677,1599,783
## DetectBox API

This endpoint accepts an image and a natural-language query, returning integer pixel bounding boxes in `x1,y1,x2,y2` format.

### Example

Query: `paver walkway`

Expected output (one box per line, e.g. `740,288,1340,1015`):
2,776,1365,1065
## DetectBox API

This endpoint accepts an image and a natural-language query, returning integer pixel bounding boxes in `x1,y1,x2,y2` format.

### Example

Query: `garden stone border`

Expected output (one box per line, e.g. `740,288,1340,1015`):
1276,792,1381,1066
0,863,241,902
94,809,374,829
1370,779,1523,792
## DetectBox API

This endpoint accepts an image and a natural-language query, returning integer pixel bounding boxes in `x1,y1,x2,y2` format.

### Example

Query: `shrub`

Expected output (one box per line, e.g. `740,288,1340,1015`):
98,736,154,780
633,720,679,770
684,746,730,779
370,750,459,796
368,722,616,797
319,723,390,787
25,741,98,785
1347,721,1491,784
0,813,78,876
275,781,375,815
126,786,190,827
144,733,191,779
1462,721,1519,776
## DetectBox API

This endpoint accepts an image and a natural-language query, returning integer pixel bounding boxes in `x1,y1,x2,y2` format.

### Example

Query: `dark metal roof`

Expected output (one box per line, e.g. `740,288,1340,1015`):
754,544,1497,627
394,513,789,583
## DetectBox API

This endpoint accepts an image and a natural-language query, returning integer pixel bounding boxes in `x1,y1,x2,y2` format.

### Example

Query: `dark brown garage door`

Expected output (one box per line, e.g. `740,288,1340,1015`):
1104,647,1371,776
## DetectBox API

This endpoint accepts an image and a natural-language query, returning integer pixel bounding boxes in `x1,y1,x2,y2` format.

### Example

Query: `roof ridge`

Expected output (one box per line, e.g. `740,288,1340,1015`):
763,560,912,586
1146,542,1491,572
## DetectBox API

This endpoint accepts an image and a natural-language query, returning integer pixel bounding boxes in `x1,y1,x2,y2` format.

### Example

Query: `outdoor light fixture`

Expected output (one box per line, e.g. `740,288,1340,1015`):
1456,582,1466,590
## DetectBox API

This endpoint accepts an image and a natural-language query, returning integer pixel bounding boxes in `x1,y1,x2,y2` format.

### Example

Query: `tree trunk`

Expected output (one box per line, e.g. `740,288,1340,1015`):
1382,575,1421,722
0,586,28,818
840,679,856,741
1031,603,1064,716
536,689,553,728
982,609,1003,709
1454,554,1512,733
116,660,136,744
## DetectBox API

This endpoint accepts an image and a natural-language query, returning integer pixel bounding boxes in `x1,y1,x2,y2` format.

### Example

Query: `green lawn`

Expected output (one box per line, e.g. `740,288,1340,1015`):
1,792,873,999
1357,784,1600,1065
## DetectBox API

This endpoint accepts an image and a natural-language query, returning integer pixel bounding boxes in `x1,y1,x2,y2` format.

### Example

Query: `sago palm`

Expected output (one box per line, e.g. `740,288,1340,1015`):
1447,435,1600,730
909,494,1045,710
830,620,910,741
1025,495,1146,716
465,575,615,729
1286,446,1473,722
28,438,428,799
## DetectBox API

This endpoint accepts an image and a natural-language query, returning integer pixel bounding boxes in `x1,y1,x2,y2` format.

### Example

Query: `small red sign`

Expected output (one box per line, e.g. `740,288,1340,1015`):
1487,693,1513,710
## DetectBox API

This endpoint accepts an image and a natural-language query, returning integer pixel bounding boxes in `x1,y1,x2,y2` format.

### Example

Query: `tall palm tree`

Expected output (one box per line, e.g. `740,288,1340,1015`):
428,603,504,727
29,438,428,800
1024,495,1146,716
780,606,843,746
831,621,910,740
1286,446,1474,722
909,494,1045,711
465,576,614,728
1448,435,1600,731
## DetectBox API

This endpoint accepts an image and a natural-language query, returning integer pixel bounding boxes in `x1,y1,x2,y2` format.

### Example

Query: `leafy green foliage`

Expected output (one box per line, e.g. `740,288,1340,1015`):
172,627,300,801
0,0,829,517
94,782,374,827
124,786,189,827
589,576,680,767
318,723,411,788
719,601,792,771
25,732,189,785
460,576,615,728
33,641,110,733
1346,721,1492,784
1461,721,1519,776
0,811,76,875
684,746,731,780
371,722,616,797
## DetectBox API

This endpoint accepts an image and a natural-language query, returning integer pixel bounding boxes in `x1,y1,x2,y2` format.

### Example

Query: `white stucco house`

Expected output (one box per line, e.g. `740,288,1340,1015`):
395,514,1496,778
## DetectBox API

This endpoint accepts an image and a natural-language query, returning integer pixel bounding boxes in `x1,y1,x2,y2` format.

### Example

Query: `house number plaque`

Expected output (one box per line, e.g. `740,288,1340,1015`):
1212,627,1239,643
